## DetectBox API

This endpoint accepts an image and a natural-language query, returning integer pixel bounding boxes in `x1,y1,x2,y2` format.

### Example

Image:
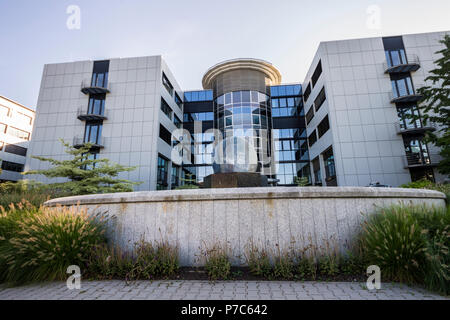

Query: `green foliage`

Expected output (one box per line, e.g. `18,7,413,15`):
411,206,450,295
296,257,317,280
340,251,367,276
273,251,295,279
0,203,107,285
87,239,180,280
413,34,450,175
244,244,273,278
360,205,428,283
294,176,309,186
202,244,231,280
0,180,66,208
24,139,140,195
318,255,340,277
176,173,199,190
401,179,450,204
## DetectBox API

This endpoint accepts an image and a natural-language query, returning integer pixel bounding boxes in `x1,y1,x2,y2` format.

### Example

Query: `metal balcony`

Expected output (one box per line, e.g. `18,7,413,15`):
384,54,421,74
395,122,437,135
77,107,108,121
73,136,104,149
80,79,110,95
403,152,440,169
389,91,423,104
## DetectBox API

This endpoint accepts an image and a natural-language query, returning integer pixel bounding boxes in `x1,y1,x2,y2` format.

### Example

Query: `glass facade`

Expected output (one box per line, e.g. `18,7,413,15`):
214,90,272,173
157,155,169,190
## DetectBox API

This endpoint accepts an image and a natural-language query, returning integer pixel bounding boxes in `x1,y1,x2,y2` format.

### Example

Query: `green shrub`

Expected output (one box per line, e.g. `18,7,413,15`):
87,239,179,280
340,251,367,276
273,251,295,279
296,257,317,280
411,205,450,295
0,180,69,209
202,244,231,280
318,255,340,277
360,205,428,283
401,179,450,204
244,244,272,278
0,203,107,285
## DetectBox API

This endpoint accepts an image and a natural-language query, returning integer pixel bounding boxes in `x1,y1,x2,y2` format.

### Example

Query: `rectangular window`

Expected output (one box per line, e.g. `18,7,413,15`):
16,112,32,125
4,144,27,157
159,124,172,146
305,107,314,125
161,98,173,120
84,122,102,144
314,87,326,112
171,165,180,189
0,123,6,134
0,141,4,151
323,147,336,185
174,114,182,129
0,105,10,117
174,92,182,108
91,60,109,88
317,115,330,138
308,130,317,147
8,127,30,140
311,60,322,87
391,76,414,98
162,72,174,96
157,155,169,190
397,105,422,130
1,160,24,173
303,83,312,102
312,157,322,186
88,94,106,115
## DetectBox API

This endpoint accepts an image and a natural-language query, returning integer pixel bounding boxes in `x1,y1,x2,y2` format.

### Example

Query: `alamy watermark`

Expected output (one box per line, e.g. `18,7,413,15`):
366,265,381,290
366,5,382,30
66,265,81,290
66,5,81,30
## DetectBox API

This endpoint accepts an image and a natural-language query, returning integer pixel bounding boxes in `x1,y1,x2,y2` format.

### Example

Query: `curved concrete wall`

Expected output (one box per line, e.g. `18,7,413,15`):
45,187,446,266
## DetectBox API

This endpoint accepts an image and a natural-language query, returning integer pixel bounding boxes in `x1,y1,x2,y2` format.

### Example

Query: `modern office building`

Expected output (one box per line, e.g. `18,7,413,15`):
25,31,448,190
0,96,35,182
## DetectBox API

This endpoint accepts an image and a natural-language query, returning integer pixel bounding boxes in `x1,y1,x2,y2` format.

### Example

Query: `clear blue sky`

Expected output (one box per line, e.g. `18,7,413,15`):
1,0,449,109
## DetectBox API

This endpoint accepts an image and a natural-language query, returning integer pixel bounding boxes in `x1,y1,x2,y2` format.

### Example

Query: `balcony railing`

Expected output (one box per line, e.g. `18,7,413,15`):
384,54,421,74
389,88,424,104
73,135,104,149
403,152,440,168
80,79,110,95
395,121,437,135
77,107,108,121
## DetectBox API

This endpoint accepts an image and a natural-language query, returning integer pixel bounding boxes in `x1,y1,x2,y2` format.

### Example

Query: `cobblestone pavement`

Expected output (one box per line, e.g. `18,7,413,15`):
0,281,448,300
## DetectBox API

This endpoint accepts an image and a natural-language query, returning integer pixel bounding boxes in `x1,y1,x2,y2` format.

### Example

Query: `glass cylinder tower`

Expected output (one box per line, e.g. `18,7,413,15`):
202,59,282,174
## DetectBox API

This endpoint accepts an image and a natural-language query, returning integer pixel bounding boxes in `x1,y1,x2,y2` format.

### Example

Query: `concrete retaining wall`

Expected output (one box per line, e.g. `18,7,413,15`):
45,187,446,266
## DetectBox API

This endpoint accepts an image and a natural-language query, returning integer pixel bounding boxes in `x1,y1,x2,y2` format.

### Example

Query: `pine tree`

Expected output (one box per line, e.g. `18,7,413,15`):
415,34,450,175
24,139,140,195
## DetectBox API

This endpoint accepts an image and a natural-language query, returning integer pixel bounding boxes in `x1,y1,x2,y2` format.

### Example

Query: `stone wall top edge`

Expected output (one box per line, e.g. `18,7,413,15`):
44,187,446,207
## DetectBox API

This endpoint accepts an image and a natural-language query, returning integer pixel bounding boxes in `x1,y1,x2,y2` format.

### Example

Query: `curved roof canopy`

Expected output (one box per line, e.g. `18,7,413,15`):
202,58,282,89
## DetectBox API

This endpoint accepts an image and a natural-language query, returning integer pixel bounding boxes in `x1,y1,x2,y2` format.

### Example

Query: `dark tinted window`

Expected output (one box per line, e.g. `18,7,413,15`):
303,83,312,102
311,60,322,87
159,124,172,145
314,87,326,112
1,160,24,172
317,115,330,138
4,144,27,156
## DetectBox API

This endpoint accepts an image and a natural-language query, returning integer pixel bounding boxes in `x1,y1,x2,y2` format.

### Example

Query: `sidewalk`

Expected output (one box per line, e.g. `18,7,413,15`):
0,280,448,300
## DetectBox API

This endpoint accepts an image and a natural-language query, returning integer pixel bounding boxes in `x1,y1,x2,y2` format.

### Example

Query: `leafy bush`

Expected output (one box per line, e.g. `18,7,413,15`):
401,179,450,204
201,244,231,280
0,180,65,209
296,257,317,280
318,255,340,277
360,205,428,283
87,239,179,280
0,203,107,285
412,205,450,295
244,244,272,278
273,251,295,279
